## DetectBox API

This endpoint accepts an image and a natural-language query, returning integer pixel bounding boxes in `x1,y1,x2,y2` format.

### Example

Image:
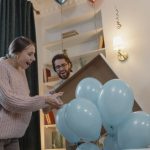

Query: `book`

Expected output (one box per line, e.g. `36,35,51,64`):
43,66,51,83
44,111,55,125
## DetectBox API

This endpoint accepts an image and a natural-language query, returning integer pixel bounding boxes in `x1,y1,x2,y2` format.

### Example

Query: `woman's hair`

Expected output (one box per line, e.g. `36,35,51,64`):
8,36,35,57
52,54,73,72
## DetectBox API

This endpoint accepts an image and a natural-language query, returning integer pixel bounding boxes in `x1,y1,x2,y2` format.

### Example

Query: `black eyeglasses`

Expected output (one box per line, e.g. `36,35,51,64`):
55,63,68,71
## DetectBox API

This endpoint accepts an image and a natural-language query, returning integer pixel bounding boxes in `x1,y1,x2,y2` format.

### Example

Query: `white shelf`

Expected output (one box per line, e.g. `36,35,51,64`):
70,48,105,61
44,28,103,50
44,80,60,88
44,124,56,128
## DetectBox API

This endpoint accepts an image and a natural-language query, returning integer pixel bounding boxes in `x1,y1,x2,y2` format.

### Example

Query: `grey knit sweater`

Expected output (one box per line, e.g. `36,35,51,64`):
0,58,47,139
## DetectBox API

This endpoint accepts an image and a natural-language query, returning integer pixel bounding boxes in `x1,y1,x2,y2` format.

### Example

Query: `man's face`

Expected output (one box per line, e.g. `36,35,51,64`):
54,58,71,80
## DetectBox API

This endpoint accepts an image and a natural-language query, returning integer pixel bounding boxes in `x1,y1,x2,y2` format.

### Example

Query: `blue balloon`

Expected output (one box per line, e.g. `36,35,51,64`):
76,77,102,105
118,111,150,149
55,0,67,5
103,135,120,150
102,118,118,137
123,148,150,150
97,79,134,126
65,98,102,142
56,104,80,144
76,143,102,150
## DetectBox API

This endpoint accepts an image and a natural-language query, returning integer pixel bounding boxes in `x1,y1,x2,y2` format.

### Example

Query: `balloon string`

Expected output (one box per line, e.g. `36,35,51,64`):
60,6,64,52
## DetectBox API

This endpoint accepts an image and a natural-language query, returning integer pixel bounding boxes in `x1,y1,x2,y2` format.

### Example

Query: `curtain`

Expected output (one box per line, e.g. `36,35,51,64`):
0,0,40,150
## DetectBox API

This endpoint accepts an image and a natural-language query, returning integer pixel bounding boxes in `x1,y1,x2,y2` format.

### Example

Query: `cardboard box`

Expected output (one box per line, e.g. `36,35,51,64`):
56,54,141,111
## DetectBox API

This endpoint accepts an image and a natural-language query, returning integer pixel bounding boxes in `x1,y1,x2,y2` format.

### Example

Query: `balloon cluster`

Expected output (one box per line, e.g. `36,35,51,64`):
56,78,150,150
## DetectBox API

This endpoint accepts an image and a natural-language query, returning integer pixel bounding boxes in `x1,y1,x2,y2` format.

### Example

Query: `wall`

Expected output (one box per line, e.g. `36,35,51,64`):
101,0,150,112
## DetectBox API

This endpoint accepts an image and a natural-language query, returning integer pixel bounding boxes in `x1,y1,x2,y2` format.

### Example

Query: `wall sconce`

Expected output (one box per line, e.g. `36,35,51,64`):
113,35,128,61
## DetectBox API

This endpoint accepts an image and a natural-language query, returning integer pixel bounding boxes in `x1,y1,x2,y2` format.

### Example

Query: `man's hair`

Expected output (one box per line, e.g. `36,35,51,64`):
52,54,72,72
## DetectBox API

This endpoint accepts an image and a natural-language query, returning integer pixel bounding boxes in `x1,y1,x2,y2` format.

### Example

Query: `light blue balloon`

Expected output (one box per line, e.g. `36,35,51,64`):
123,149,150,150
97,79,134,126
56,104,80,144
65,98,102,142
118,111,150,149
102,118,118,137
76,77,102,105
103,135,120,150
123,148,150,150
76,143,102,150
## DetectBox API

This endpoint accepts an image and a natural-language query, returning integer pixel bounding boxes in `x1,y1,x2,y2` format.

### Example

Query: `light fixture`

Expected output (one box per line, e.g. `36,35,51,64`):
113,35,128,61
113,5,128,61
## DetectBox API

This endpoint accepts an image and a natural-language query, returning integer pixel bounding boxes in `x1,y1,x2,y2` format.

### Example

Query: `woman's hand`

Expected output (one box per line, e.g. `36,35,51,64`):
45,92,63,109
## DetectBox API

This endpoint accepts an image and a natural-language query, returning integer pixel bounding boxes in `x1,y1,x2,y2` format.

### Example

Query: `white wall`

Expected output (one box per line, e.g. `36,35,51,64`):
101,0,150,112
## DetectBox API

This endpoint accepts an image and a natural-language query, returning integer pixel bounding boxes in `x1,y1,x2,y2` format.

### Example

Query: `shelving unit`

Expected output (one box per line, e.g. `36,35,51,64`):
37,1,105,150
40,109,66,150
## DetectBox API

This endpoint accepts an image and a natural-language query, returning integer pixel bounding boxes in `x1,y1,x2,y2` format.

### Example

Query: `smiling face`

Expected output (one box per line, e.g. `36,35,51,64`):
16,45,35,69
54,58,71,80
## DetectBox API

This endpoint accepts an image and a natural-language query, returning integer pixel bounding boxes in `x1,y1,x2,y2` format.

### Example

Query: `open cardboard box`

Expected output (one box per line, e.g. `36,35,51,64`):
56,53,141,111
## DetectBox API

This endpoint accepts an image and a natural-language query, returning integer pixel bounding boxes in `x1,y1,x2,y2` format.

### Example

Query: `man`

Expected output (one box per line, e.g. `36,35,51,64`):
52,54,77,150
52,54,73,88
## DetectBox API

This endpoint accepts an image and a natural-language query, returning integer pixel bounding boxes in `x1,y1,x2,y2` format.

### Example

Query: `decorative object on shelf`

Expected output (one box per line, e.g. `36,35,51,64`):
55,0,67,5
62,49,68,56
113,1,128,61
52,130,64,148
62,30,79,39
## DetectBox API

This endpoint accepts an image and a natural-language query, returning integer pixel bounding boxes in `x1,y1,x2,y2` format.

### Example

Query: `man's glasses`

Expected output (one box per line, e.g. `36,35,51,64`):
55,63,68,71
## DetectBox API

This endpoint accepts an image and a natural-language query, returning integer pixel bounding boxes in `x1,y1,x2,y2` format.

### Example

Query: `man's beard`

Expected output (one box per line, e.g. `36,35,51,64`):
58,71,70,80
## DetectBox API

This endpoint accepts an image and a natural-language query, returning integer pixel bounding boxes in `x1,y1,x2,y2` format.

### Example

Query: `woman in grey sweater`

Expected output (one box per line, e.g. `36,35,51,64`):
0,36,63,150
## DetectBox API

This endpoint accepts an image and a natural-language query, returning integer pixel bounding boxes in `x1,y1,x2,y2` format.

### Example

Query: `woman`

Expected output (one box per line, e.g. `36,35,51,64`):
0,36,63,150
